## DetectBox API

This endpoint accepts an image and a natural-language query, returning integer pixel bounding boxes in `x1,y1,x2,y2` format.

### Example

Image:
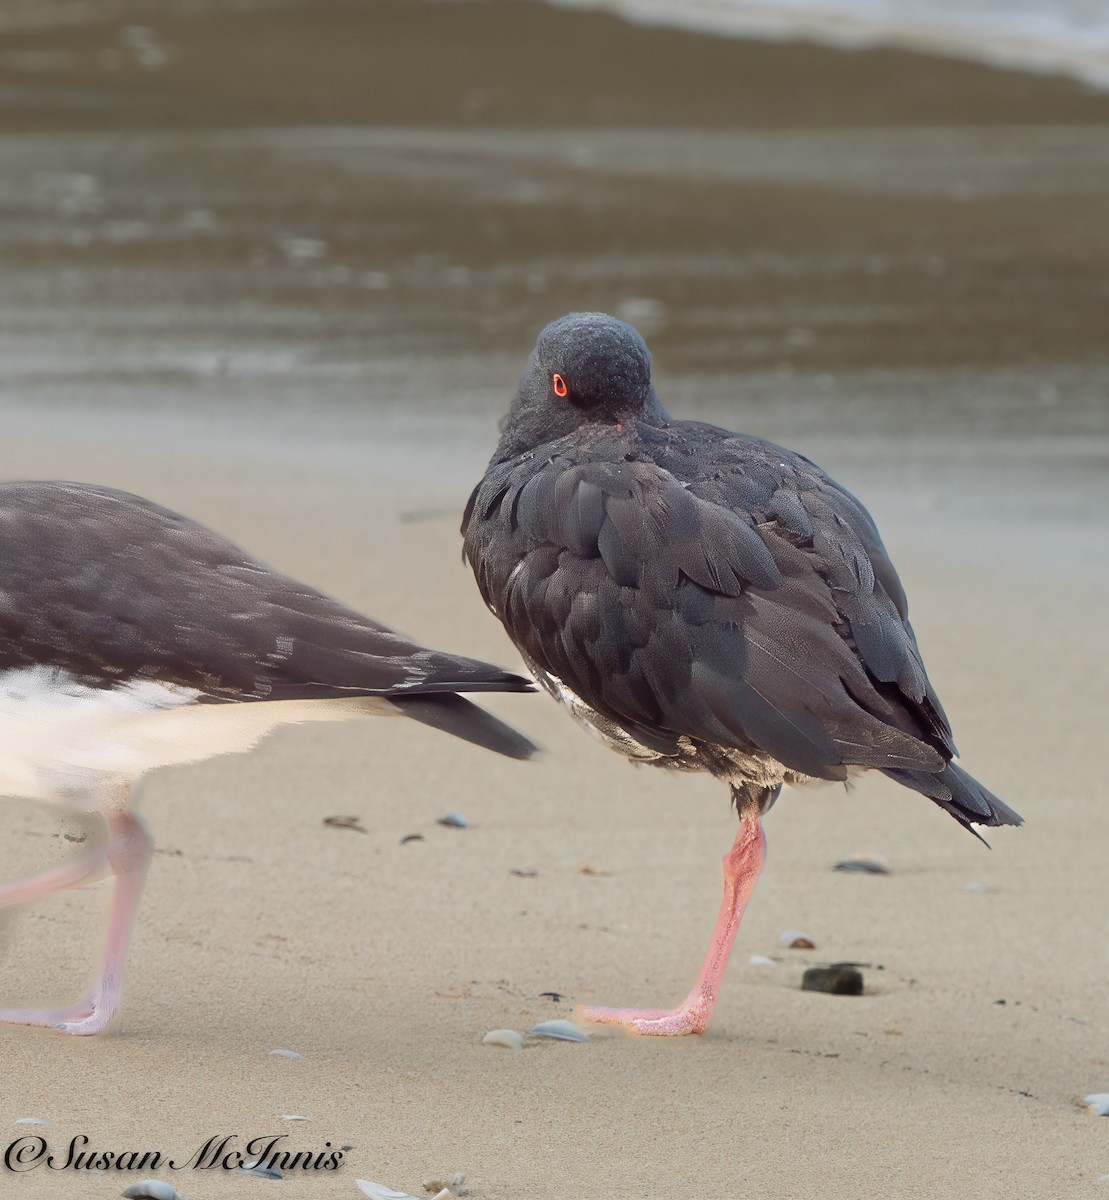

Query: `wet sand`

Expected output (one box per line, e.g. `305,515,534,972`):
0,2,1107,1198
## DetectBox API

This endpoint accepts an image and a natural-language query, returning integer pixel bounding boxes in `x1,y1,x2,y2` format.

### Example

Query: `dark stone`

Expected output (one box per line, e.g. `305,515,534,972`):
801,964,864,995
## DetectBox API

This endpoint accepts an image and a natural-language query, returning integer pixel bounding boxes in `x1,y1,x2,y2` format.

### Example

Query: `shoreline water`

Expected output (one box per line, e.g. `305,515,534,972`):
552,0,1109,91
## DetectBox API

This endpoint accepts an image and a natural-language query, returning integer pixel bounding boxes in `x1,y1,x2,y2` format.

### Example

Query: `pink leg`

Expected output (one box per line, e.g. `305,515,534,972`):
0,807,152,1035
579,816,766,1036
0,847,108,910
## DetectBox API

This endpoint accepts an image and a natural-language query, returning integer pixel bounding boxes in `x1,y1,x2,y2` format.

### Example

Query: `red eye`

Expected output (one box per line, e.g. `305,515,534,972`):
552,373,568,398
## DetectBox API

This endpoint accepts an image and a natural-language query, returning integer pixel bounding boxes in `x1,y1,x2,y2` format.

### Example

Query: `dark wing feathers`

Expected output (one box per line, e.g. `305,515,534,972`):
390,694,535,761
882,763,1022,839
465,422,1018,827
0,482,532,714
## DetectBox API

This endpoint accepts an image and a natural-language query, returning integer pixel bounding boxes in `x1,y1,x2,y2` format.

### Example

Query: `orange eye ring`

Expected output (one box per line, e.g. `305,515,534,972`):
552,373,568,398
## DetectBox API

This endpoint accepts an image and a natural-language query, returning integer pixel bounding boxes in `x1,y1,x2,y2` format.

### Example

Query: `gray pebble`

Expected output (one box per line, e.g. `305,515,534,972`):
833,855,890,875
801,964,864,995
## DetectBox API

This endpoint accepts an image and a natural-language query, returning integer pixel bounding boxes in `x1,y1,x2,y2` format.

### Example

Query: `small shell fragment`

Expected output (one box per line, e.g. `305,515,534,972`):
281,1114,310,1121
777,930,816,949
15,1117,50,1126
833,855,890,875
527,1019,589,1042
748,954,777,967
323,815,365,833
437,812,469,828
539,991,565,1002
482,1028,524,1050
121,1183,182,1200
510,867,537,877
357,1182,449,1200
269,1048,302,1059
423,1174,468,1197
240,1160,283,1179
400,834,424,844
1083,1093,1109,1116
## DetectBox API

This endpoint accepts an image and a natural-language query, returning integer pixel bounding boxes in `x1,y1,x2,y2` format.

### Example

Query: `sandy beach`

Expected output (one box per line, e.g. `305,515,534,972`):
0,2,1106,1198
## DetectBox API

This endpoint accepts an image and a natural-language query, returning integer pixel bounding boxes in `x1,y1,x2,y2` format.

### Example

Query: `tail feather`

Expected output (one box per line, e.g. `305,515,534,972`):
391,693,538,760
882,762,1022,842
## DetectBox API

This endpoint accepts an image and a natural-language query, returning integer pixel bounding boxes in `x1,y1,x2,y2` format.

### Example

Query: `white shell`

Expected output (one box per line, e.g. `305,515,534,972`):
482,1029,524,1050
748,954,777,967
268,1048,302,1059
357,1182,449,1200
240,1160,282,1179
527,1019,589,1042
15,1117,49,1126
281,1114,310,1121
1083,1093,1109,1116
120,1182,182,1200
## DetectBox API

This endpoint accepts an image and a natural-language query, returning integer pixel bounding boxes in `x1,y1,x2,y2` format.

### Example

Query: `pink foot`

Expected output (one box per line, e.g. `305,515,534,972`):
0,995,103,1033
578,1002,710,1036
0,805,151,1037
575,816,766,1038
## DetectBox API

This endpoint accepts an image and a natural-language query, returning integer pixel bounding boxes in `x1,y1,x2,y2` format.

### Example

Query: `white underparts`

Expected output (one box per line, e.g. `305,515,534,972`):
0,666,395,808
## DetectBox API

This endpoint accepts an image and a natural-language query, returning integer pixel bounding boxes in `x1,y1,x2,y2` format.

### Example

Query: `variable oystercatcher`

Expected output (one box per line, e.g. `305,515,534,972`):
0,481,535,1034
462,311,1021,1036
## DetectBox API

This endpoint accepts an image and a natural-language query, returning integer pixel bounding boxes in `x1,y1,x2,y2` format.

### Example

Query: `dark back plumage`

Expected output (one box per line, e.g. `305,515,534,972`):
463,313,1020,830
0,481,536,758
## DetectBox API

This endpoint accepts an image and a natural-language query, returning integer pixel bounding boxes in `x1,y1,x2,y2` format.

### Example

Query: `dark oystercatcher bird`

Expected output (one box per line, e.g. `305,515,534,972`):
0,481,535,1035
462,311,1021,1036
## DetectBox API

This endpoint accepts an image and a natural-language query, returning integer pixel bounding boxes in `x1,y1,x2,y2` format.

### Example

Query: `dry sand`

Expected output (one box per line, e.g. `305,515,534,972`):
0,2,1107,1198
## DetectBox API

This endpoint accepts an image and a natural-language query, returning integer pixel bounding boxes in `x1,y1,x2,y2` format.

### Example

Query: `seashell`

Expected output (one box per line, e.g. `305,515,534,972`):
357,1182,449,1200
240,1160,282,1179
423,1174,468,1197
527,1019,588,1042
538,991,565,1002
399,834,424,844
269,1048,302,1059
120,1182,182,1200
1083,1093,1109,1116
482,1029,523,1050
281,1114,310,1121
777,930,815,949
437,812,469,828
15,1117,49,1126
748,954,777,967
323,815,365,833
833,855,890,875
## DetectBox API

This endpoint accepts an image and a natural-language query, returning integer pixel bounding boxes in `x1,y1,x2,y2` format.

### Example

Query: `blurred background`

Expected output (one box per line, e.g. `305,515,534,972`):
2,0,1107,520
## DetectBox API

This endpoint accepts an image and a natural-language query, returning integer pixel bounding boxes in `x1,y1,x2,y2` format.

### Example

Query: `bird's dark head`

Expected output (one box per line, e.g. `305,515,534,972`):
494,312,668,459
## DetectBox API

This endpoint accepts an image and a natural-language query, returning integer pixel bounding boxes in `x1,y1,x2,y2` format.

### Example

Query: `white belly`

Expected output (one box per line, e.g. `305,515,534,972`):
0,666,394,807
